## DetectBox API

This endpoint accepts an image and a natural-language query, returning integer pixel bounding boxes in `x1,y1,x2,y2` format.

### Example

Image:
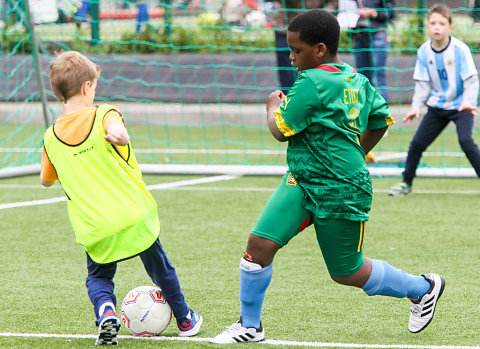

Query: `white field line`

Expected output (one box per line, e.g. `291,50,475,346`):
0,175,238,211
0,196,68,210
0,333,478,349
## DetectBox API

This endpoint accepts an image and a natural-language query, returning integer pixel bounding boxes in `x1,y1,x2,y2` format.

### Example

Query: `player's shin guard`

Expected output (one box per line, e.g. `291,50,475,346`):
362,259,430,300
239,257,272,329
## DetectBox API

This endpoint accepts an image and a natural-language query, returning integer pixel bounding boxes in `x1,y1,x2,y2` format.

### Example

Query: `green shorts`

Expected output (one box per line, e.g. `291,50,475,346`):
251,172,365,277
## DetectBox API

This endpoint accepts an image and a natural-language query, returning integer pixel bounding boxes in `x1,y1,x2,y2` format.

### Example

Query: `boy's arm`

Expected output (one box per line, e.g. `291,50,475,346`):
104,111,130,145
411,80,431,111
40,147,57,187
360,126,389,154
267,90,288,142
404,80,430,123
458,74,479,116
41,177,55,187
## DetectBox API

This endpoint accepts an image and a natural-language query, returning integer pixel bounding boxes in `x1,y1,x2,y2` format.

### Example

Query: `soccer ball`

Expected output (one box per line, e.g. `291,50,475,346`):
120,286,172,336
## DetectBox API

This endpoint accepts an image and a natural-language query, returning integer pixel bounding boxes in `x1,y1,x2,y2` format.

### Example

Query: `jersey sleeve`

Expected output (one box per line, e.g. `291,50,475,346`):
274,74,317,137
413,44,430,82
457,43,478,80
367,86,395,130
41,146,58,182
103,109,129,161
103,110,123,131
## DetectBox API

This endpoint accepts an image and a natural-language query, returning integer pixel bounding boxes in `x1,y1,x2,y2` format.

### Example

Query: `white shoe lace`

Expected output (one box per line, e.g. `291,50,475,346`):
224,322,244,333
410,303,422,315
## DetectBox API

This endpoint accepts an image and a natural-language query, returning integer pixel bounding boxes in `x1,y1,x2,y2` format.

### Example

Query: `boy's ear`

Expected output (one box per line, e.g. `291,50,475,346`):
316,43,327,58
81,81,91,96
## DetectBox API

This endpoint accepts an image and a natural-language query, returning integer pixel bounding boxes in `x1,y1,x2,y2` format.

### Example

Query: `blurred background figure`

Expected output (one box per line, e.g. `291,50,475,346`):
351,0,395,102
222,0,265,27
74,0,91,23
134,1,150,32
270,0,335,93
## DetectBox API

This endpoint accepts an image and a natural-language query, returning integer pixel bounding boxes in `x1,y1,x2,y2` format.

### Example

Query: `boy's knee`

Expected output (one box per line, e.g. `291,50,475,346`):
245,235,281,267
330,274,350,285
458,136,475,150
409,138,428,152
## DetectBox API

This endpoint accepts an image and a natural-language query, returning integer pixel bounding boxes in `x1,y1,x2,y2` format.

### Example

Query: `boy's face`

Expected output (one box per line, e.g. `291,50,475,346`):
427,12,452,42
287,31,323,73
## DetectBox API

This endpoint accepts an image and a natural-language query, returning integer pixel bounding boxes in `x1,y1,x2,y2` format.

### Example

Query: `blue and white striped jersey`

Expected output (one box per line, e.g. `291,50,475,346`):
413,36,478,109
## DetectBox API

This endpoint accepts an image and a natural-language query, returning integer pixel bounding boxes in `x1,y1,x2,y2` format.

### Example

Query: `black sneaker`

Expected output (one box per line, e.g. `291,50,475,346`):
95,305,121,345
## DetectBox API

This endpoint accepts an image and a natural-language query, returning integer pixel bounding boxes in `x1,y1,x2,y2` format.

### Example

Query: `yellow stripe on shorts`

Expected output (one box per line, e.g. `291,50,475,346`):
357,221,365,252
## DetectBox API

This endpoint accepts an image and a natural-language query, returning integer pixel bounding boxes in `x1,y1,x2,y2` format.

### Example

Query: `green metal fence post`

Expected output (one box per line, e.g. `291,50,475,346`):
473,0,480,22
91,0,100,46
416,0,427,34
22,0,51,127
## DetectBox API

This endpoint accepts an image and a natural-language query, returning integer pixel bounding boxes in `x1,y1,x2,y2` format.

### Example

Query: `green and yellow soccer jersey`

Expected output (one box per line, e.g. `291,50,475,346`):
274,63,394,221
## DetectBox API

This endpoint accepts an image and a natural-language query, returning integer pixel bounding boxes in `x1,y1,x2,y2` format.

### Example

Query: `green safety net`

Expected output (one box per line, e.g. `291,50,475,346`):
1,0,479,176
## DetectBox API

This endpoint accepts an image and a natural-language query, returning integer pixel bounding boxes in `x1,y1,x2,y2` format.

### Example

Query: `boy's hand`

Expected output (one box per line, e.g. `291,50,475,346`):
266,90,288,142
105,122,130,145
358,8,377,18
402,108,421,124
458,104,478,116
266,90,285,112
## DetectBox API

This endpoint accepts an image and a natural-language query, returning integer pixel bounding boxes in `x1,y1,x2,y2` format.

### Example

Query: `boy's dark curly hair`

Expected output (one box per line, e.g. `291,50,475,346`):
288,9,340,55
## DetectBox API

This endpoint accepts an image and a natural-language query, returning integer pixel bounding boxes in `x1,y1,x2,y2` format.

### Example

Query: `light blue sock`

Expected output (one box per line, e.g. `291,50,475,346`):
362,259,430,301
239,260,272,329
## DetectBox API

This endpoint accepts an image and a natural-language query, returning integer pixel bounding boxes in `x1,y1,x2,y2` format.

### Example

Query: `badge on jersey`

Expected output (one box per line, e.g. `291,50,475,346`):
286,173,297,186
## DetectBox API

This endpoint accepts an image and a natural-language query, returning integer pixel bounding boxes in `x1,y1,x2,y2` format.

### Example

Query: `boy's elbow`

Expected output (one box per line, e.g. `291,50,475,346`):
273,132,288,142
268,121,288,142
41,179,55,187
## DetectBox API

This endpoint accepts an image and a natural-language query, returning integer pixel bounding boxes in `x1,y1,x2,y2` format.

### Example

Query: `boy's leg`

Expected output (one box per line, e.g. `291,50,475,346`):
242,172,311,329
139,238,202,337
353,33,374,85
363,259,445,333
211,172,312,344
402,108,449,186
85,254,121,346
275,31,296,93
371,31,389,102
240,236,277,329
314,219,444,333
85,253,118,319
452,110,480,176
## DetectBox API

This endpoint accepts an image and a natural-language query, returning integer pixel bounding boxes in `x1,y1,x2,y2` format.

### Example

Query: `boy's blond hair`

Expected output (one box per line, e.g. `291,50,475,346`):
50,51,100,103
429,3,452,24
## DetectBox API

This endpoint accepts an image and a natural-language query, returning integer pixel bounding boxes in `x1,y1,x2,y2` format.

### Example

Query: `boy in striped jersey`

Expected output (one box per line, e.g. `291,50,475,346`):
389,3,480,196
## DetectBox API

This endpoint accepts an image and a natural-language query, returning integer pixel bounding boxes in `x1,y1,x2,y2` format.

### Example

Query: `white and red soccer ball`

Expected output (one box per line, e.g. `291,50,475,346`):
120,286,172,336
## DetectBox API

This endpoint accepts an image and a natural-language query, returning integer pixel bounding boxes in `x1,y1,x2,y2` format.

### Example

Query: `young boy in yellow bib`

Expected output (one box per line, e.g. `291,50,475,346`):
40,51,202,346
